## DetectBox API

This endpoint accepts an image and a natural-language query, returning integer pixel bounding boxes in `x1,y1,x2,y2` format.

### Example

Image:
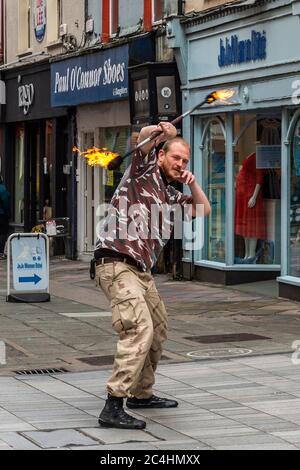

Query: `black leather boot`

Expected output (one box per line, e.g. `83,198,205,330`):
127,395,178,409
98,395,146,429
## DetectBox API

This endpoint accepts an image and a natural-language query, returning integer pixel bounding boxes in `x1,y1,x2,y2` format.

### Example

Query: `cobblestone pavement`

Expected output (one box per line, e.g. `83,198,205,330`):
1,258,300,449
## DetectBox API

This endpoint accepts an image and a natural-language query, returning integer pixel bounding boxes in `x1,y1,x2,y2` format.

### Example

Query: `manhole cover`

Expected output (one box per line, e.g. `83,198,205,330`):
187,348,253,359
184,333,271,343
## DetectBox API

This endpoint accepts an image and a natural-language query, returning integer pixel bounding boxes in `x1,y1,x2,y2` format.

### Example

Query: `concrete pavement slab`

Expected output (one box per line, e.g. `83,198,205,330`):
217,443,299,449
81,427,159,444
0,432,41,449
155,441,211,450
22,429,98,449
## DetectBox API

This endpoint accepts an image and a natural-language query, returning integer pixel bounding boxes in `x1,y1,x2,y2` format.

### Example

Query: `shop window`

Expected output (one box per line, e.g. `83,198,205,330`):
14,125,25,225
289,117,300,276
234,113,281,265
18,0,31,54
203,117,226,262
98,126,132,203
43,120,54,221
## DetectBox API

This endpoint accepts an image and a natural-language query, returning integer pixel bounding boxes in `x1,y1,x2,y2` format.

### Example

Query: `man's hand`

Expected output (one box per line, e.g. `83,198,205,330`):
176,170,196,186
137,122,177,155
177,171,211,217
153,122,177,145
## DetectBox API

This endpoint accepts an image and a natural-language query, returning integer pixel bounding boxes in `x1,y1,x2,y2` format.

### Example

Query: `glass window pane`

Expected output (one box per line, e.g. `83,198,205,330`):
98,126,132,203
110,0,119,35
153,0,163,22
14,125,25,225
203,117,226,262
289,117,300,276
43,120,54,221
234,113,281,265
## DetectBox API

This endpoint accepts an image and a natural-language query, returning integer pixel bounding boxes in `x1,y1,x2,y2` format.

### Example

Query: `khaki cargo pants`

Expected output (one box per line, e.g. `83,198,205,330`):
96,261,168,398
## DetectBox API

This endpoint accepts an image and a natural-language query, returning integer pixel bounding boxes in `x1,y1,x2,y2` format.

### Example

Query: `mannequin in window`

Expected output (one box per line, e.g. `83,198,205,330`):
235,152,266,261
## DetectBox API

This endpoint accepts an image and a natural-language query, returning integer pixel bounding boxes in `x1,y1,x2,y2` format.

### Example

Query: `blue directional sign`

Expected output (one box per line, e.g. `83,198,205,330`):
19,274,42,285
11,237,48,291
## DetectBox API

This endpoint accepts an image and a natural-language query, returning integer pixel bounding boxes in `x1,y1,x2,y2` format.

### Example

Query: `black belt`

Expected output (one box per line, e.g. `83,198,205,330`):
95,256,141,270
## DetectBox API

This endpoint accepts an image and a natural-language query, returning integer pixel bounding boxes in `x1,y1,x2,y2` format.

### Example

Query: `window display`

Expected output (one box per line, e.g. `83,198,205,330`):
203,117,226,262
289,117,300,276
235,152,266,260
234,114,281,265
98,126,132,203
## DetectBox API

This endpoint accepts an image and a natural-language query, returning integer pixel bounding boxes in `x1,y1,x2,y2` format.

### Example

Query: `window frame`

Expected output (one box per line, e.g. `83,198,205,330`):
152,0,164,24
110,0,119,37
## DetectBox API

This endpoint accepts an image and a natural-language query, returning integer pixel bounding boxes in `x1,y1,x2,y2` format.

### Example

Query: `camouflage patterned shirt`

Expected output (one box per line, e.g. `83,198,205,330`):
95,148,193,272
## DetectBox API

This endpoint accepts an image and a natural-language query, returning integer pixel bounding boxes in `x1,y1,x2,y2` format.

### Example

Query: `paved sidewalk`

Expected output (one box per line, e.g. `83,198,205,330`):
1,258,300,449
1,354,300,450
1,258,300,374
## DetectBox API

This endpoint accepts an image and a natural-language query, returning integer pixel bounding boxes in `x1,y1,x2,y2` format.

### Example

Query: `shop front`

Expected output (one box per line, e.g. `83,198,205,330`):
167,0,300,298
50,36,155,258
0,61,72,255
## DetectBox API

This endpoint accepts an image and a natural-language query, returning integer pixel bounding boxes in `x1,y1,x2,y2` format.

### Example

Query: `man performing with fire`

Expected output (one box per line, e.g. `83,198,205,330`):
95,122,211,429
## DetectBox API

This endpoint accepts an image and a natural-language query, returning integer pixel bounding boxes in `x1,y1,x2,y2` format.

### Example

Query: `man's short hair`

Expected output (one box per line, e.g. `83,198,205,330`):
162,137,190,154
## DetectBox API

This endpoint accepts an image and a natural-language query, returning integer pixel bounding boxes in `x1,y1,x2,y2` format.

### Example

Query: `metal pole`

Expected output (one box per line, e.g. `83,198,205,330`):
107,98,207,170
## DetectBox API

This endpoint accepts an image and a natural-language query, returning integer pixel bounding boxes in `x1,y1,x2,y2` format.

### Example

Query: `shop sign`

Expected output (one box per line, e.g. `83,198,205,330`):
156,75,177,115
34,0,46,43
256,145,281,169
132,78,150,117
8,234,49,292
18,76,35,115
218,30,266,67
135,88,149,102
51,45,129,107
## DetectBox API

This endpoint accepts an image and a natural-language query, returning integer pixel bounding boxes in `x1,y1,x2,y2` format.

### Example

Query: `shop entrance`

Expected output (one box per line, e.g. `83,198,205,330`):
10,118,70,252
25,122,41,231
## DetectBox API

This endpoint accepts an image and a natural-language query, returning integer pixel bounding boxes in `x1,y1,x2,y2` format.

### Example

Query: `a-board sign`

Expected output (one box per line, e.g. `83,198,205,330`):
7,233,50,303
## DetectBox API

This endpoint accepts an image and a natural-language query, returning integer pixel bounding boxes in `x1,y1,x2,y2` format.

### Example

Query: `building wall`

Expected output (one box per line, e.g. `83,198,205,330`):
76,100,130,132
87,0,102,39
5,0,86,64
61,0,86,47
185,0,233,13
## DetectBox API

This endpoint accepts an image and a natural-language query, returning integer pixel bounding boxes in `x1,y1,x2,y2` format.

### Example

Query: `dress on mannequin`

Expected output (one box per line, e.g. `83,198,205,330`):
235,152,266,259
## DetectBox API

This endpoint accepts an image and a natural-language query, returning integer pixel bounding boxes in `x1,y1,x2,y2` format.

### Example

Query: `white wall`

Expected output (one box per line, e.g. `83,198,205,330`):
5,0,86,64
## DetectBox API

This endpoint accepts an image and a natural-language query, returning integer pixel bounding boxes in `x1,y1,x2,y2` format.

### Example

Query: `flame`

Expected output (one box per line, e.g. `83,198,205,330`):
73,146,119,168
207,89,236,104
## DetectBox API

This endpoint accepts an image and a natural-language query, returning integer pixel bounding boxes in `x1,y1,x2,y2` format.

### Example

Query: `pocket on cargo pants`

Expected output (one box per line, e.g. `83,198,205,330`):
111,296,140,334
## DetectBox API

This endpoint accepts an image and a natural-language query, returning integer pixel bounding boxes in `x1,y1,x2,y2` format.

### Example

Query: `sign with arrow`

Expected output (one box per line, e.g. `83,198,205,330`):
11,236,48,291
19,274,42,285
